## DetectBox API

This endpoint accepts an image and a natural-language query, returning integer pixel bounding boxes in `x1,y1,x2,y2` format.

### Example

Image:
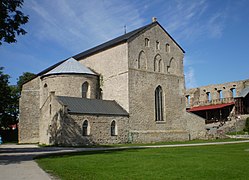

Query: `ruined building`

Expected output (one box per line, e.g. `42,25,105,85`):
186,79,249,123
19,19,205,146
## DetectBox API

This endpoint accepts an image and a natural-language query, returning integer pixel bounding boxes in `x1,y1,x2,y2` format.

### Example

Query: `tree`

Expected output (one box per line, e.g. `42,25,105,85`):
0,68,35,129
0,67,12,128
17,72,36,92
0,0,29,45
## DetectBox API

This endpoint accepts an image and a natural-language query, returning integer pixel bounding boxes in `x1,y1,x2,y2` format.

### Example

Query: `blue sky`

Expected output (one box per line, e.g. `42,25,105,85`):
1,0,248,88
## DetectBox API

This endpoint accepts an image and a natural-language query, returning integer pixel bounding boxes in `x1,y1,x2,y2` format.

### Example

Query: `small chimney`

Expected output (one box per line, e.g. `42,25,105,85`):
152,17,157,22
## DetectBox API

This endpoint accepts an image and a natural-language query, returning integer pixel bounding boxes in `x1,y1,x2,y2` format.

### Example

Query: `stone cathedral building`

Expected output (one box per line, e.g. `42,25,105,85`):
19,19,205,145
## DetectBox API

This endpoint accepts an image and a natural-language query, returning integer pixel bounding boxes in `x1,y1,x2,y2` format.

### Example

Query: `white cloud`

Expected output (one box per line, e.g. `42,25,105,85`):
26,0,144,53
158,0,228,42
185,67,197,88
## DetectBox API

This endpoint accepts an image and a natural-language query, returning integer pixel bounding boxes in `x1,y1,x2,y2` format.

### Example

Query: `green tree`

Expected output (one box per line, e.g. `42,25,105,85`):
0,67,12,128
0,0,29,45
0,68,35,129
17,72,36,92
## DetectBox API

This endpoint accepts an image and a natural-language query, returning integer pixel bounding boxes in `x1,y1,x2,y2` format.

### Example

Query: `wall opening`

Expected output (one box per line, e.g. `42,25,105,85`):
111,120,117,136
82,82,89,98
82,120,89,136
155,86,163,121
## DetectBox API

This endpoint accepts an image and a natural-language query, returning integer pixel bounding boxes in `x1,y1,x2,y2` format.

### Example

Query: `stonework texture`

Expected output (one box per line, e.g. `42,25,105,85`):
19,21,206,146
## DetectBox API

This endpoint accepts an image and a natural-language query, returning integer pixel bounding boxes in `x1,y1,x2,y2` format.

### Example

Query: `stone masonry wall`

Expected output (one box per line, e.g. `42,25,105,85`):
186,79,249,107
126,23,193,141
19,77,40,143
59,114,129,146
41,74,99,104
78,43,129,112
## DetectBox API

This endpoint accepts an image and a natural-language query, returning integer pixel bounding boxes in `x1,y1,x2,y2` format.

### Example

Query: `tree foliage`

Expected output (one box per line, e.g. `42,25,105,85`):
0,67,35,129
17,72,36,92
0,0,29,45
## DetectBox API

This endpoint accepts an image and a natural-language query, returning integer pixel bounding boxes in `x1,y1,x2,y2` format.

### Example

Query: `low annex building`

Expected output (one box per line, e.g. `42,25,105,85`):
19,19,206,146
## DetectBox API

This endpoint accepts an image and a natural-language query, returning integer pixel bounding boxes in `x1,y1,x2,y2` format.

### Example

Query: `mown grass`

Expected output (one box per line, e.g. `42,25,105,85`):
36,142,249,180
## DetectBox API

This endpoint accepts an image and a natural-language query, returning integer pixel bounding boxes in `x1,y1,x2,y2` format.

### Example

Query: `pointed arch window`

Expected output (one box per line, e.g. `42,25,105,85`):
82,120,89,136
111,120,117,136
155,86,163,121
82,82,89,98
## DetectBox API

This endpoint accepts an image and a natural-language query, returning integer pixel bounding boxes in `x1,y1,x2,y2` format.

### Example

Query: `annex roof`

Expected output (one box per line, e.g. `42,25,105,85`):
43,57,95,76
188,102,235,112
57,96,129,116
237,86,249,98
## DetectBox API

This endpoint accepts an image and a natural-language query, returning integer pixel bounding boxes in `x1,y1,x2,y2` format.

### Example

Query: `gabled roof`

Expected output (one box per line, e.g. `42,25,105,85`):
237,86,249,98
43,57,95,77
57,96,129,116
35,21,184,78
73,21,185,60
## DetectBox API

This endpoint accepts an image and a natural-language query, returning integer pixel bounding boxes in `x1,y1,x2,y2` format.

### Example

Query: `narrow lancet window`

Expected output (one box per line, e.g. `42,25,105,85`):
155,86,163,121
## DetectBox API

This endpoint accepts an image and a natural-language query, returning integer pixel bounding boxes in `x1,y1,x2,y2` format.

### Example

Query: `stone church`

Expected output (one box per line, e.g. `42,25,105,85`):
19,19,205,146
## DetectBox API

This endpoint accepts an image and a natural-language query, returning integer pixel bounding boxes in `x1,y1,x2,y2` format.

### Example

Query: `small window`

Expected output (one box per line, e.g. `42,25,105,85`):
156,41,160,50
111,120,117,136
218,90,223,99
82,120,89,136
231,88,236,97
206,92,211,102
166,43,170,52
82,82,89,98
145,38,150,47
186,95,190,105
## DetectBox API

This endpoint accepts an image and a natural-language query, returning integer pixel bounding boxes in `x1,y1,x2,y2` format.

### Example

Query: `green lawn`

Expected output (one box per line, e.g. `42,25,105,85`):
36,142,249,180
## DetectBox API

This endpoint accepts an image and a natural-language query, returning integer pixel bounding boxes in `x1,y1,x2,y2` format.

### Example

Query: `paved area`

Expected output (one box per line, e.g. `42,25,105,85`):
1,140,249,180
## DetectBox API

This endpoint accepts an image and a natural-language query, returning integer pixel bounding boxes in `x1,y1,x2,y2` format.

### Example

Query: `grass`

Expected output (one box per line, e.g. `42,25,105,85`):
36,142,249,180
226,131,248,135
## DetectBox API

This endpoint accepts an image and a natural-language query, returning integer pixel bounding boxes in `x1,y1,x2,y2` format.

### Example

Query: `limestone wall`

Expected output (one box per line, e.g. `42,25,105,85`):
184,112,206,140
59,114,129,145
186,79,249,107
127,23,189,140
78,43,129,112
41,74,99,104
19,77,40,143
39,93,64,145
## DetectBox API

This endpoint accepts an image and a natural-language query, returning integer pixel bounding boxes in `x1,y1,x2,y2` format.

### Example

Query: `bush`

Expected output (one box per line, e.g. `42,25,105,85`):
243,117,249,133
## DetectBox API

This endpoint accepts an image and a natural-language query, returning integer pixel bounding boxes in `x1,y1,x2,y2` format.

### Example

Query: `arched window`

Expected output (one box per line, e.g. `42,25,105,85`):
82,82,89,98
218,90,223,100
155,86,163,121
206,92,211,102
82,120,89,136
186,95,190,105
154,54,163,72
231,88,236,97
111,120,117,136
168,58,177,74
138,51,147,70
145,38,150,47
166,43,170,53
158,59,163,72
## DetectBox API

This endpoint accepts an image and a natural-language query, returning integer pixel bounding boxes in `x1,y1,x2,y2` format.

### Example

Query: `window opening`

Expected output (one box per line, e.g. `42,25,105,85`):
82,82,89,98
82,120,89,136
206,92,211,102
145,38,150,47
166,43,170,52
156,41,160,50
155,86,163,121
111,120,117,136
231,88,236,98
